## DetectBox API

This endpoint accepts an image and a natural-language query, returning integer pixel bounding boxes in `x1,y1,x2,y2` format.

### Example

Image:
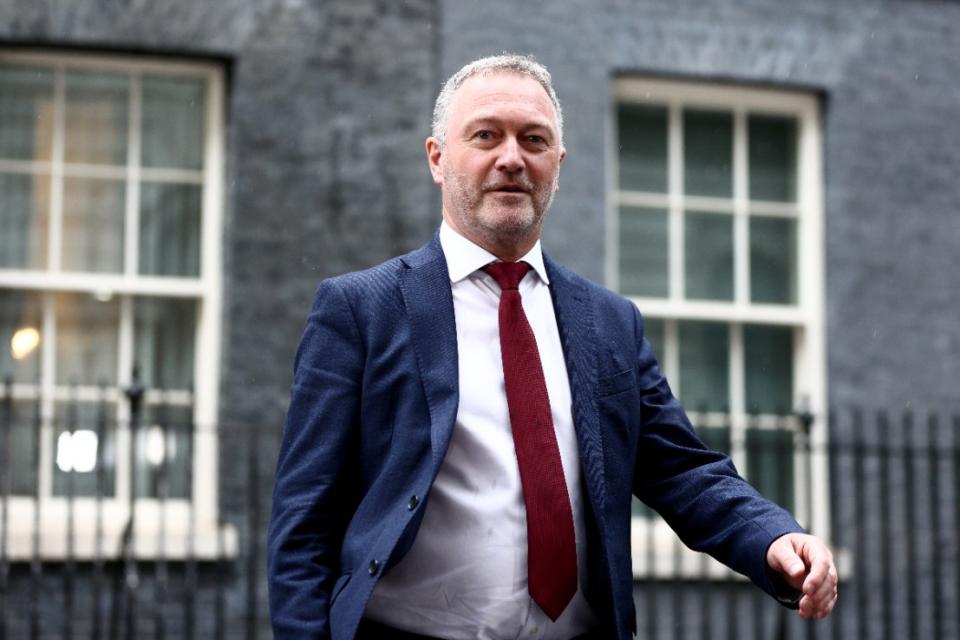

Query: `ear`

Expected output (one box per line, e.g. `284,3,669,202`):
425,137,444,185
555,146,567,192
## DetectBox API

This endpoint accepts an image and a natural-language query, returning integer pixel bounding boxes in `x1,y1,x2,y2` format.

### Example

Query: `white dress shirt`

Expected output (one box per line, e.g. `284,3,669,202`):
364,222,596,639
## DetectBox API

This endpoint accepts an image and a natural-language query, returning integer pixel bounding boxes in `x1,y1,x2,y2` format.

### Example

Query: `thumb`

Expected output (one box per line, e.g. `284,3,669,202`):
769,538,807,588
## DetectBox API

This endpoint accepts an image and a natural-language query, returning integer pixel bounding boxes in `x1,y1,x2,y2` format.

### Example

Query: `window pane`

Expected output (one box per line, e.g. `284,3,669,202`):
0,65,54,161
697,425,730,455
135,405,193,499
64,72,128,165
134,297,196,390
52,400,117,498
750,217,797,304
0,173,49,269
683,110,732,197
642,317,664,366
0,399,40,496
618,104,667,193
631,496,652,517
678,321,728,412
746,428,794,511
61,178,125,273
0,290,43,383
55,293,119,385
744,324,793,415
684,211,733,301
749,115,797,202
142,76,205,170
619,206,668,297
139,183,201,277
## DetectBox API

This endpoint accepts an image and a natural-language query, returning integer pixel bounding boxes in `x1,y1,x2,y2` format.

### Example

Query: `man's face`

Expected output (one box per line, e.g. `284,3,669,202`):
426,72,566,259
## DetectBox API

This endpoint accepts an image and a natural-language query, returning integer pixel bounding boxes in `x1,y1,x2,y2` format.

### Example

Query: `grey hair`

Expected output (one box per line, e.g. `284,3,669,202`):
431,53,564,147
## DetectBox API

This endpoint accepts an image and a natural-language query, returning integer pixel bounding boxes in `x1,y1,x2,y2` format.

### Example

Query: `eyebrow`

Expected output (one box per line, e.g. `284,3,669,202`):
460,115,556,138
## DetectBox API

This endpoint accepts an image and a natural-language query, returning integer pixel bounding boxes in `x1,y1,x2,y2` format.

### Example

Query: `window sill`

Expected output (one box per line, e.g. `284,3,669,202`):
1,498,238,561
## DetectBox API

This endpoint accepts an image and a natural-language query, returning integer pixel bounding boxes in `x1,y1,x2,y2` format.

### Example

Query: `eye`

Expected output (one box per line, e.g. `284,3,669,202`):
525,133,552,148
475,130,494,140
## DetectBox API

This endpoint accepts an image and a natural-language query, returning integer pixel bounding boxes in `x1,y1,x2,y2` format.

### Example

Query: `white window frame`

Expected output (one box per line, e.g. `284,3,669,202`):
608,77,828,577
0,50,232,559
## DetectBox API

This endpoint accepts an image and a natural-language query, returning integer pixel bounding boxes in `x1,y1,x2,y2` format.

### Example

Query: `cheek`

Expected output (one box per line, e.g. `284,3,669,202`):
528,156,560,178
465,155,495,176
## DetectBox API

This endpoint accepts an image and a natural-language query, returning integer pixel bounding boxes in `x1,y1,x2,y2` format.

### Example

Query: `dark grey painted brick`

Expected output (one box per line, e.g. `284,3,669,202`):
3,0,960,636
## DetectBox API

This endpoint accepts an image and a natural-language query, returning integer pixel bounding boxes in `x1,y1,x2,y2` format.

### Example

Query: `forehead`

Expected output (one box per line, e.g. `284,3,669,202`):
449,71,558,130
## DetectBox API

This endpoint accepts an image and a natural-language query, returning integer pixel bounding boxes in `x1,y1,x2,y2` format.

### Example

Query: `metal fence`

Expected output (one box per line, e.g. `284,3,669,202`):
0,376,273,640
1,378,959,639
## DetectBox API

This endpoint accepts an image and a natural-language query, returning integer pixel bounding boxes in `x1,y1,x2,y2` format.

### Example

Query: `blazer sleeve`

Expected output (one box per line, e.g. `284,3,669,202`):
267,279,364,639
629,305,804,605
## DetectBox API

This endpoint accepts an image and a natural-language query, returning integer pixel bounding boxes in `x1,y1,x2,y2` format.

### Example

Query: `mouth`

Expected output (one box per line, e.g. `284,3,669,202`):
488,183,529,195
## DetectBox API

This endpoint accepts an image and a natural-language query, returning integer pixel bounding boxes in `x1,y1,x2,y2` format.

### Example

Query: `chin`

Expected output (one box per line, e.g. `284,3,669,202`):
480,206,539,233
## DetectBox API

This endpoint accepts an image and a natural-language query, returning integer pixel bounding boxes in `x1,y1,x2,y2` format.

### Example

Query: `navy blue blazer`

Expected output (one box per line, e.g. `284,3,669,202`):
267,235,803,639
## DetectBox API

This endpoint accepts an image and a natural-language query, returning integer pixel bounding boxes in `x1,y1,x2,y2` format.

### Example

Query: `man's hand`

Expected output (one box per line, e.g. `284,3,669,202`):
766,532,838,619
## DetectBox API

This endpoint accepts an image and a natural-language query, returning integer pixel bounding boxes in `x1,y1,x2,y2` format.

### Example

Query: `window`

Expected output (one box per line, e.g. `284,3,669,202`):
611,78,827,545
0,51,226,558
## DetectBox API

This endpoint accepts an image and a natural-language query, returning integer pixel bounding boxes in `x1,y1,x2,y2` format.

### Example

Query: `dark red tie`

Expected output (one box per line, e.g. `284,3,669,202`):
483,261,577,621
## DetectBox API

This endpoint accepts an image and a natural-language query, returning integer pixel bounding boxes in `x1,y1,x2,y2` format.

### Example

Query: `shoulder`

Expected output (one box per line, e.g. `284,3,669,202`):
320,235,442,298
323,255,405,296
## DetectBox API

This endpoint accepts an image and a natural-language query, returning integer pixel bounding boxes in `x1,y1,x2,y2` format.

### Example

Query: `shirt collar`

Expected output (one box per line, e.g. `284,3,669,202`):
439,220,550,285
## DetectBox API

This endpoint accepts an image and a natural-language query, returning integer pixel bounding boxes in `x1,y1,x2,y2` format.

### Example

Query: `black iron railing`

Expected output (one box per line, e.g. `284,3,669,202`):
1,376,959,639
0,375,270,640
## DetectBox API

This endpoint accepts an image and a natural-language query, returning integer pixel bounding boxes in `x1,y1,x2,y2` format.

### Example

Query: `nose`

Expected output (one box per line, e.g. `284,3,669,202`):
494,136,524,173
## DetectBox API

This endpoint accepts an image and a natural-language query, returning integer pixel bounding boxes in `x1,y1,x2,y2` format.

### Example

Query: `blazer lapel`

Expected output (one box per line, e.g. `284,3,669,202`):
545,256,607,517
399,235,460,470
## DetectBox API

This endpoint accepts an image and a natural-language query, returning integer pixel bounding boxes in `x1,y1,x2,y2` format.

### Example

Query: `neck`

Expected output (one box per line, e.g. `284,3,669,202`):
441,215,540,263
487,240,535,263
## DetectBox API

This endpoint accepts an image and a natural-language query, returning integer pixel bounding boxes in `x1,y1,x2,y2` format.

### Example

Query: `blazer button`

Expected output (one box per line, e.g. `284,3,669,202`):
407,495,420,510
368,559,380,576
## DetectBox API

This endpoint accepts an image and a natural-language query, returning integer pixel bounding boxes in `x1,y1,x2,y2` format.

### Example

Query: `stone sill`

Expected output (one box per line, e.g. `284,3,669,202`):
0,498,238,561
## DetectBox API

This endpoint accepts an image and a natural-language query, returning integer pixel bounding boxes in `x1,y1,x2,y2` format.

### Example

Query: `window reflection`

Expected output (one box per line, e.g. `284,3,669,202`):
0,291,43,383
134,297,196,390
56,429,99,473
135,404,193,499
684,211,733,301
63,71,129,166
0,65,54,161
684,110,733,198
61,178,125,273
141,76,205,170
139,183,201,277
55,293,119,385
52,399,117,498
0,173,50,270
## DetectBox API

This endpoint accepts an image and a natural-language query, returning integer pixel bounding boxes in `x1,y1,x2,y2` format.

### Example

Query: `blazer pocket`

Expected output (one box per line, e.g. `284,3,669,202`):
598,368,635,397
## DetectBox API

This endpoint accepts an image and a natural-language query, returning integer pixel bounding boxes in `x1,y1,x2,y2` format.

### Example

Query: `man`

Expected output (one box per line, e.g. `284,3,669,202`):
268,54,838,640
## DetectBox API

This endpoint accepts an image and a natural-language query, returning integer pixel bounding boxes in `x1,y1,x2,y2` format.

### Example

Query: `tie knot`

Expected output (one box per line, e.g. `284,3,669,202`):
483,261,531,291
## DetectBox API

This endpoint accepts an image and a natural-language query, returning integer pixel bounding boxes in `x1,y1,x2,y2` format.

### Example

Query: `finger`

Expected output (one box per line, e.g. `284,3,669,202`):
808,571,836,604
807,589,838,619
804,569,836,606
816,567,839,610
802,580,838,619
802,558,832,596
800,546,834,595
799,592,833,619
797,560,836,617
806,580,835,614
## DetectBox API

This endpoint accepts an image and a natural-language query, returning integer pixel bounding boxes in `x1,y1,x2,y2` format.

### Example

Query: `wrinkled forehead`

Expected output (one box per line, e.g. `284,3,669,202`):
450,71,559,129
